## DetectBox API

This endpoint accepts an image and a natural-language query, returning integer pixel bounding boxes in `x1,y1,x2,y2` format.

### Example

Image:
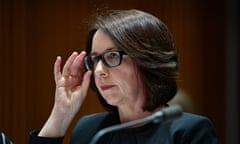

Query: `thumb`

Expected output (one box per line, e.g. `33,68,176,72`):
81,71,92,93
75,71,92,101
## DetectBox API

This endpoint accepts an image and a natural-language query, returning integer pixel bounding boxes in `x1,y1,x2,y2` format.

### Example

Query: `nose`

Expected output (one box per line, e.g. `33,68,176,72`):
94,60,108,77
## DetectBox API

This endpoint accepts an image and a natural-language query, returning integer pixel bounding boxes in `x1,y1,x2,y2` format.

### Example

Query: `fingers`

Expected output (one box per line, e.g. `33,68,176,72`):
74,70,92,102
70,51,86,77
54,51,87,82
81,71,92,93
62,52,78,77
54,56,62,82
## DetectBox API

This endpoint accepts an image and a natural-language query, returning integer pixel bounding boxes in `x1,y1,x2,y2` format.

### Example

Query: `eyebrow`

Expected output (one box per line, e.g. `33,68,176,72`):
90,47,118,55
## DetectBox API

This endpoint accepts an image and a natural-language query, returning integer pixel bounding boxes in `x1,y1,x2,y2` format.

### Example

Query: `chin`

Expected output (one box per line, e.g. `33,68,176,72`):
105,98,120,107
106,100,118,107
102,93,123,106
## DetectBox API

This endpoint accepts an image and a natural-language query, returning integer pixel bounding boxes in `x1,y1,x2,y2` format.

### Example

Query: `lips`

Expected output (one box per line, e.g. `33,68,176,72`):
100,85,115,91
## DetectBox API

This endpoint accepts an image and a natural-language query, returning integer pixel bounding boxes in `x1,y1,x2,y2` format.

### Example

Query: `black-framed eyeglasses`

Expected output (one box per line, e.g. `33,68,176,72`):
84,50,127,71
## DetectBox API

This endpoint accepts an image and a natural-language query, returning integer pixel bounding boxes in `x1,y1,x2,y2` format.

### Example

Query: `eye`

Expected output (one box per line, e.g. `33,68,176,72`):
89,55,100,66
106,51,119,60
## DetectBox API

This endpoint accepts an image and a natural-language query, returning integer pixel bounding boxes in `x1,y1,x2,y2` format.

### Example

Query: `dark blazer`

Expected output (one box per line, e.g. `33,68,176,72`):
29,112,218,144
0,132,12,144
71,112,217,144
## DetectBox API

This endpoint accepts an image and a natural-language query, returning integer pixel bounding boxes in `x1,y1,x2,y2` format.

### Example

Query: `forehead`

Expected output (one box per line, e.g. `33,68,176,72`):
91,29,118,53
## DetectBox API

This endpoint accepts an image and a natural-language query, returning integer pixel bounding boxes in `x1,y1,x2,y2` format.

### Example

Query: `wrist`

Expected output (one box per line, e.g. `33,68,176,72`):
38,107,74,137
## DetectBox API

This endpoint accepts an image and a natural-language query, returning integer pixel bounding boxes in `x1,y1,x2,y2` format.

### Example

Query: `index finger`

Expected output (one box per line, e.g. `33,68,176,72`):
62,52,78,77
70,51,87,77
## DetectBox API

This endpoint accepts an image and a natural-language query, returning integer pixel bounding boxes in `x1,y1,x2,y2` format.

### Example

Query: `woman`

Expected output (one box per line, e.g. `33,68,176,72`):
29,9,217,144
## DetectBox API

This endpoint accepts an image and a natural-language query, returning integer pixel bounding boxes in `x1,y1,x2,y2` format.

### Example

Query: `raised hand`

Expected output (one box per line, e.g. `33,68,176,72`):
39,51,92,137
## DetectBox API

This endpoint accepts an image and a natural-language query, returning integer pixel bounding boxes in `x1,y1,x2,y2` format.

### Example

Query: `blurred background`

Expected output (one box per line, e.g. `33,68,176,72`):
0,0,239,144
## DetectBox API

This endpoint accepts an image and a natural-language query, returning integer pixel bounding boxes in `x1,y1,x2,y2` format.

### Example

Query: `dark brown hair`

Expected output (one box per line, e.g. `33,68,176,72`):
86,9,178,114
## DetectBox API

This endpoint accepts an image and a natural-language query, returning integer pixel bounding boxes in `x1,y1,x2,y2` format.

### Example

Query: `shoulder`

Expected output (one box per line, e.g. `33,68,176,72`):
72,112,110,134
172,112,212,128
70,112,116,144
75,112,109,126
168,112,218,143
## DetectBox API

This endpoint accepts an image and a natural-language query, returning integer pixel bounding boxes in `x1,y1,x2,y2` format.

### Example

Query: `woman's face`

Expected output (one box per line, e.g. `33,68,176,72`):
91,29,145,108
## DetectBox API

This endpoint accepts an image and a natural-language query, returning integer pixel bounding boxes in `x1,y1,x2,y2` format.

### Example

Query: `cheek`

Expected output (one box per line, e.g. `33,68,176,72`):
116,66,142,95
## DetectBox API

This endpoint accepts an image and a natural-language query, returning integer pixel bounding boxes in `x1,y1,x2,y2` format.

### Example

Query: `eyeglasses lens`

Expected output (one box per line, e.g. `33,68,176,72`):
85,50,124,71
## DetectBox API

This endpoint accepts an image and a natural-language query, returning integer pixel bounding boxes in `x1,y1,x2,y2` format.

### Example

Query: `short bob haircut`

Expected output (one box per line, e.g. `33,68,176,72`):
86,9,178,115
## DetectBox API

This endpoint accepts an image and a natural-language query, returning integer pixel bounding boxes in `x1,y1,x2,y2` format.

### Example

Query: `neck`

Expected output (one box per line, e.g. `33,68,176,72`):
118,106,153,124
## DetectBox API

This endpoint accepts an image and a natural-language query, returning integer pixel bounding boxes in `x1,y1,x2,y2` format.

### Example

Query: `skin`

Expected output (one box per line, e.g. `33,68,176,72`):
92,29,152,123
39,52,92,137
38,29,152,137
